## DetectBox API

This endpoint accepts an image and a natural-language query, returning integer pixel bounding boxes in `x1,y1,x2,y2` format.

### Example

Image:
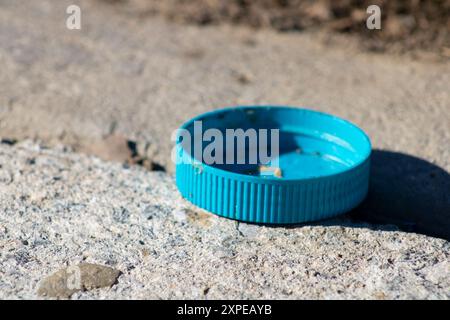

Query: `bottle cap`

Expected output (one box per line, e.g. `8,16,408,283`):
175,106,371,224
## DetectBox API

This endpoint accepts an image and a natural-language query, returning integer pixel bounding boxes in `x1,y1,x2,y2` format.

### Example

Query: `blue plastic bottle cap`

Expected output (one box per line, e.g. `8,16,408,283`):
175,106,371,224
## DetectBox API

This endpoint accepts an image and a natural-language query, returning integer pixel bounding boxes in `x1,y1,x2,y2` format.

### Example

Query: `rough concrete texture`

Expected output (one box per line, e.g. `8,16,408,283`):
0,0,449,299
0,141,449,299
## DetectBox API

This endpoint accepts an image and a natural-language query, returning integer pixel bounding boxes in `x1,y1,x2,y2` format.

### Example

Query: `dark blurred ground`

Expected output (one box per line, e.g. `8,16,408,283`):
100,0,450,57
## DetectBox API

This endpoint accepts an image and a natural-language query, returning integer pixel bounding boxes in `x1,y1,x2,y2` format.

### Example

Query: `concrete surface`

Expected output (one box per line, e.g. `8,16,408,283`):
0,141,448,299
0,0,449,299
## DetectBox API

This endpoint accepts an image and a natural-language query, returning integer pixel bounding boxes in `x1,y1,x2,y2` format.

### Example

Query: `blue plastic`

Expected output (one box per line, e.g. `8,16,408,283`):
175,106,371,224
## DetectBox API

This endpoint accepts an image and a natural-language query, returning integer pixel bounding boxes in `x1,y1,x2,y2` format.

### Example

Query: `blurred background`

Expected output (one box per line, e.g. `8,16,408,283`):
104,0,450,57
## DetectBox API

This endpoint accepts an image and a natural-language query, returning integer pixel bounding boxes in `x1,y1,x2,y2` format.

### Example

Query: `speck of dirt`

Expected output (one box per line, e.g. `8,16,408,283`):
186,209,212,228
1,138,17,145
